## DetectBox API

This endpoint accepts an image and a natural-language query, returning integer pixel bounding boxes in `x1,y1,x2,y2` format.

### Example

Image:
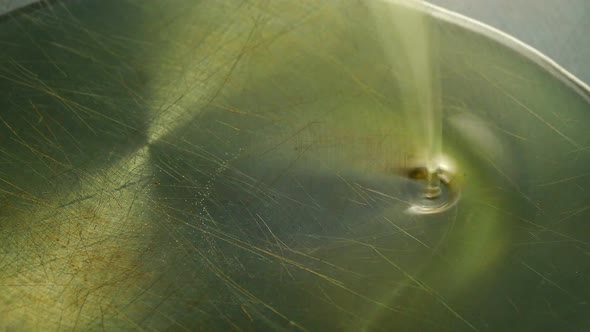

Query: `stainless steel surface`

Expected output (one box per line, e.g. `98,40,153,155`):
1,0,590,331
3,0,589,84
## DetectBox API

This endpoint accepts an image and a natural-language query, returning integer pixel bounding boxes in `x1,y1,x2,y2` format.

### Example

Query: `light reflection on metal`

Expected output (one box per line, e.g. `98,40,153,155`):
0,0,589,331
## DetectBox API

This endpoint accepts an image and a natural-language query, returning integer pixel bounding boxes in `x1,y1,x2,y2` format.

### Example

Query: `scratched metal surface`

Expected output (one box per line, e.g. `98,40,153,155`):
1,1,590,331
3,0,589,85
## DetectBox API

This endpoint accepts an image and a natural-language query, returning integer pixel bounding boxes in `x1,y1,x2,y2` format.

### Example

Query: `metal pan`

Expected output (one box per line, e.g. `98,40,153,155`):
1,0,589,330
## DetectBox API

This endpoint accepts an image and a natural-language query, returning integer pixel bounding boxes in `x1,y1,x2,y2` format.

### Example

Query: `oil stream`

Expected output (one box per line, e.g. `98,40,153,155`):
371,0,458,214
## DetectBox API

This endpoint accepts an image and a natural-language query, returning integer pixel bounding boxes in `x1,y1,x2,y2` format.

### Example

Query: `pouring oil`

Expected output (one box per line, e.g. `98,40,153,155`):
369,0,458,213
